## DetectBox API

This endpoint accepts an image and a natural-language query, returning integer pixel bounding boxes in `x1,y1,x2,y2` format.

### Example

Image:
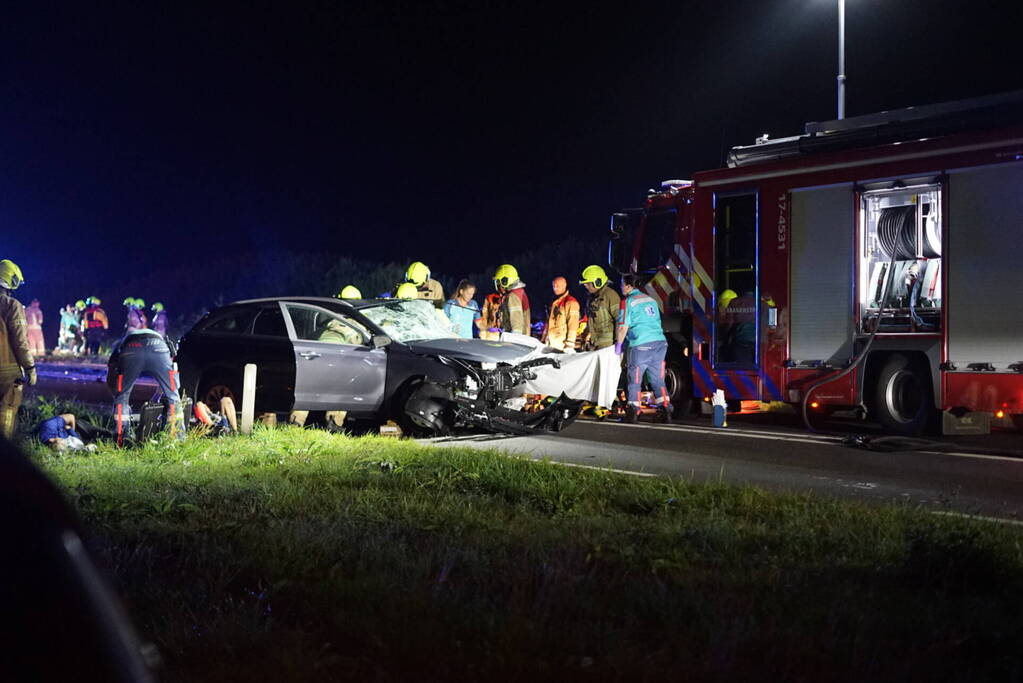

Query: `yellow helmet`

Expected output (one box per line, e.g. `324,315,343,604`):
579,264,608,288
395,282,419,299
406,261,431,286
718,288,738,311
338,285,362,300
0,259,25,290
493,264,518,288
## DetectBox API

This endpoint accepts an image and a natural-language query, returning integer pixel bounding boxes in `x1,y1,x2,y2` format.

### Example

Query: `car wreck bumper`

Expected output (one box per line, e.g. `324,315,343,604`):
403,356,584,436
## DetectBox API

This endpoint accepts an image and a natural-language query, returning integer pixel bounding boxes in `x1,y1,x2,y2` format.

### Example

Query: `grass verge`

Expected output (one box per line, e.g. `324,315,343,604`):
30,426,1023,682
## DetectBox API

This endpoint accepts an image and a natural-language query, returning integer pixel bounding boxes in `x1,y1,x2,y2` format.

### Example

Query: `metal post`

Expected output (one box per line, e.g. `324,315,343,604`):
241,363,256,434
837,0,846,119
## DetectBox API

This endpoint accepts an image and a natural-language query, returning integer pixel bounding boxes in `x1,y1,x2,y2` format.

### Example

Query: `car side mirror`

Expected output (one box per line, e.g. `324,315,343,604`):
371,334,391,349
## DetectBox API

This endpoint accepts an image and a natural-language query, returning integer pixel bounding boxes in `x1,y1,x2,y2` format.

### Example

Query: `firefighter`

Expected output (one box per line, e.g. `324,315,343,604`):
543,276,579,352
616,273,672,424
397,282,450,328
82,296,109,355
24,298,45,357
124,298,148,333
723,290,756,364
107,327,184,446
337,285,362,299
0,260,36,439
493,264,530,336
150,302,169,336
579,265,620,350
480,292,502,341
404,261,445,308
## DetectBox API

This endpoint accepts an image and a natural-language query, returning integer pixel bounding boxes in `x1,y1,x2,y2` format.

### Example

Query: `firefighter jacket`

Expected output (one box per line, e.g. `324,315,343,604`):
499,281,531,335
545,292,580,351
416,279,446,308
0,290,34,383
126,308,148,332
25,303,43,329
480,293,502,340
584,285,621,350
83,305,109,330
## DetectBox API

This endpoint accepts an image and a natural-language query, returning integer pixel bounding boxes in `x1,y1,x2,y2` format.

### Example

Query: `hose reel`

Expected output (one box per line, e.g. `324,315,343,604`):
876,204,941,260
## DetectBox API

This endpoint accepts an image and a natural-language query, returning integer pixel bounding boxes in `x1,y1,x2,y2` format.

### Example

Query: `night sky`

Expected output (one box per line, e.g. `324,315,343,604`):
3,1,1022,322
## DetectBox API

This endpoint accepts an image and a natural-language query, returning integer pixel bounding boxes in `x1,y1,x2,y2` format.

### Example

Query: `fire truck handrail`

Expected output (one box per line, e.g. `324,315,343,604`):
727,90,1023,168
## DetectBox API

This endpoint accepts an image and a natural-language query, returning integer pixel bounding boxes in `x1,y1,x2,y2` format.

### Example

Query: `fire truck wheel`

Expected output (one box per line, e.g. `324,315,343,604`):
873,354,935,436
663,360,692,418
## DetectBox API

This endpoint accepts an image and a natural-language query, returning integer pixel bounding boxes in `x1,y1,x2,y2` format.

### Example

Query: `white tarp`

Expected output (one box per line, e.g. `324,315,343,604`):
497,332,622,407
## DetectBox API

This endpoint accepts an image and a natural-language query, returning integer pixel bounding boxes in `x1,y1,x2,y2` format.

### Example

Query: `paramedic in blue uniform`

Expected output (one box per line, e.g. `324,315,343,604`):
107,327,184,445
616,273,672,424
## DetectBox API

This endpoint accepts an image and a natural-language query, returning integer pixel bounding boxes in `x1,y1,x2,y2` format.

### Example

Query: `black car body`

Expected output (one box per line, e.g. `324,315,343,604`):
176,297,580,434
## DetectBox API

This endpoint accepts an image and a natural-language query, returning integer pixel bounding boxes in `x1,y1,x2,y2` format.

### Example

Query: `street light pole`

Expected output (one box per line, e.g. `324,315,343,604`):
837,0,846,119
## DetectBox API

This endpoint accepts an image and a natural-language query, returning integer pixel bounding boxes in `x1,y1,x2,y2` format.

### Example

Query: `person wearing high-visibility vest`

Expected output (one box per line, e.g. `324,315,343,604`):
579,265,619,350
24,299,45,356
492,264,530,336
82,296,109,355
616,273,672,424
543,276,580,351
403,261,445,309
0,260,36,439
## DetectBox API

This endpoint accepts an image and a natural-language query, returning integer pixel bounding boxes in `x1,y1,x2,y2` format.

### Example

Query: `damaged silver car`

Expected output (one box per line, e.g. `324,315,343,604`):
176,297,582,435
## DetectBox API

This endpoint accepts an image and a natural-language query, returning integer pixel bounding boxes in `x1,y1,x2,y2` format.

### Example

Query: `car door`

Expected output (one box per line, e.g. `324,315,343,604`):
282,303,387,414
246,303,299,411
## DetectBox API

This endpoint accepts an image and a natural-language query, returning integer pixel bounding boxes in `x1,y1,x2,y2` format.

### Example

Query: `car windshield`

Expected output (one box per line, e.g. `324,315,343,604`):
359,299,456,343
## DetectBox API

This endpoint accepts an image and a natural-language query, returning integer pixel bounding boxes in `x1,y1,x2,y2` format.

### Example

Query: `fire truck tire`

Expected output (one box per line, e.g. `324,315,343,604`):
663,360,692,418
873,354,935,436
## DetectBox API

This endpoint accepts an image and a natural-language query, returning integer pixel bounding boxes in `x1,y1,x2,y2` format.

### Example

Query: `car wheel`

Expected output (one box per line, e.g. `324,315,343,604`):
394,380,450,438
198,374,240,410
663,360,692,418
873,354,935,436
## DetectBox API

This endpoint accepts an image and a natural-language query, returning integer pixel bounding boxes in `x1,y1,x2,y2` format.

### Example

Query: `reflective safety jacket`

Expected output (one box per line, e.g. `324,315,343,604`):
411,278,445,309
618,290,666,346
83,305,109,330
24,303,43,329
0,291,34,382
584,286,621,350
499,281,531,335
480,293,502,340
545,292,580,350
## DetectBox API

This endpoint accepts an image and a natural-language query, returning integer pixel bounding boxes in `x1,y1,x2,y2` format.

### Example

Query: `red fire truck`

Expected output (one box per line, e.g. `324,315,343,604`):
608,91,1023,435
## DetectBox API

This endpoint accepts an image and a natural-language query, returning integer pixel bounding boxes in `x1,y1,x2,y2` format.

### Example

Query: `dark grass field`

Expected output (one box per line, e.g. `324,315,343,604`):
22,406,1023,682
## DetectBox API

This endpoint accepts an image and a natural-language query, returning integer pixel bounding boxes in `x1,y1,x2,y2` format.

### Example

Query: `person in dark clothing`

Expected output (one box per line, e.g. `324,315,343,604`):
107,328,183,446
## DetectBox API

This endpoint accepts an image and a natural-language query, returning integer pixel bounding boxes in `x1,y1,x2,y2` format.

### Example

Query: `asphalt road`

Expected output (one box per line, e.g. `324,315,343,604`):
30,360,1023,522
428,413,1023,523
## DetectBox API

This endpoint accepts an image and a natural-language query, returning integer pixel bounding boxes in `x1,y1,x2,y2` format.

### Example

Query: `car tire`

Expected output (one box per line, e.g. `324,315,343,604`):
873,354,935,436
394,379,449,438
197,373,241,410
663,360,692,418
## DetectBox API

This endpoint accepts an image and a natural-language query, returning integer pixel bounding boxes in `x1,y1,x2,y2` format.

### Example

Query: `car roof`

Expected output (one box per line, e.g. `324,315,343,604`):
230,296,394,311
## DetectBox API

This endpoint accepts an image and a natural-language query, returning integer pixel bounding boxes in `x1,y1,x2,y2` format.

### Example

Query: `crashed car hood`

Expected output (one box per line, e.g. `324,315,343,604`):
404,338,534,363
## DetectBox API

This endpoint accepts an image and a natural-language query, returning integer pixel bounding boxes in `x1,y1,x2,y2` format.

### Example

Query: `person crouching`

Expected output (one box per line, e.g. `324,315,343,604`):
107,328,184,445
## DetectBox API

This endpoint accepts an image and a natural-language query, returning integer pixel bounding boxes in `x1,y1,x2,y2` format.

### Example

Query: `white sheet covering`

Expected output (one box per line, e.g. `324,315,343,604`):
497,332,622,407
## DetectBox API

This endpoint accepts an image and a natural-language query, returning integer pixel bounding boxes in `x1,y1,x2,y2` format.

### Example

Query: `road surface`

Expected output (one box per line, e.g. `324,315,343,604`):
427,413,1023,522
